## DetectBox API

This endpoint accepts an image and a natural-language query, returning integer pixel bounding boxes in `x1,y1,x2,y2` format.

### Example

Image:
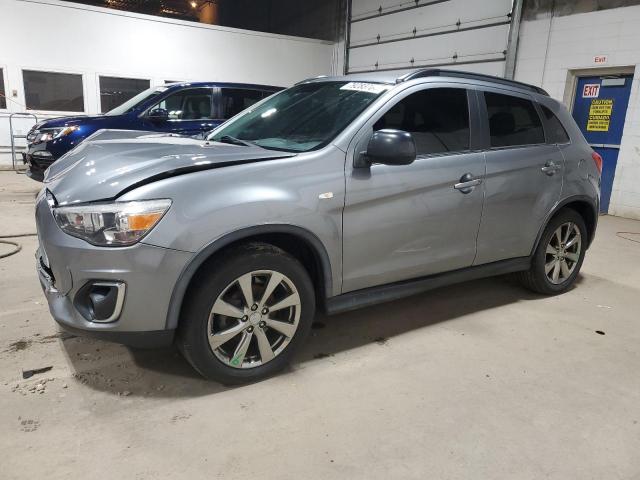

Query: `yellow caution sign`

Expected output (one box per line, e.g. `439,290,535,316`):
587,99,613,131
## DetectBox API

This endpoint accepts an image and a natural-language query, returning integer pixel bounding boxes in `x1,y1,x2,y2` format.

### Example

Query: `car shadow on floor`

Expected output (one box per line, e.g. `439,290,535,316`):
300,275,540,361
59,274,552,398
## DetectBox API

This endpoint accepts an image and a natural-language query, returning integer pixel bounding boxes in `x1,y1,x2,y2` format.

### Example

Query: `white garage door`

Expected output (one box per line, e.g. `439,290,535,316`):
347,0,514,77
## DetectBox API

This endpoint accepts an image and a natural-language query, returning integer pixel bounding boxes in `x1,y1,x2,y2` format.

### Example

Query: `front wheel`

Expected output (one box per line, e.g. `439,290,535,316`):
517,208,587,295
177,243,315,384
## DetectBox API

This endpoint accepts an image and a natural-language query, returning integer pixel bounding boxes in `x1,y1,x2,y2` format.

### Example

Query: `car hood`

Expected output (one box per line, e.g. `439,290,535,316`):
44,130,296,205
34,115,109,129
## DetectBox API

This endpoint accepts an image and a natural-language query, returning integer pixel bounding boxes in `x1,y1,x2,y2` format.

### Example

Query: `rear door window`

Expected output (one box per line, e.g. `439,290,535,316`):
484,92,545,148
220,88,266,119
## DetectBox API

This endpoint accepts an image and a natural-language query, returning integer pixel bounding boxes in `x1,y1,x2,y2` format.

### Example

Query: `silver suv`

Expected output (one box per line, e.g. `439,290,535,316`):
36,69,601,383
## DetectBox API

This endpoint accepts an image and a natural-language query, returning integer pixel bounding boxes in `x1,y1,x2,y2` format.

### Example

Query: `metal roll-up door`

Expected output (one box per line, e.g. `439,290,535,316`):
345,0,518,77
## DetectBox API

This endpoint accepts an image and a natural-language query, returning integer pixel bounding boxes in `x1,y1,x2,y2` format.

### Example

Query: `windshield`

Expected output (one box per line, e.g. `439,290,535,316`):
208,81,391,152
104,86,168,116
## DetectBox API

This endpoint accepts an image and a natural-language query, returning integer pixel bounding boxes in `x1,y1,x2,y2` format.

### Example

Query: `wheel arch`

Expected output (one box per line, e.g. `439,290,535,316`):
165,225,333,330
531,195,599,255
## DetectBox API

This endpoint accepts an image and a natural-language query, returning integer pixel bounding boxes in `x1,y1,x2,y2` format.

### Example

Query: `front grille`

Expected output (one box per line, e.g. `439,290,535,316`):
28,155,54,171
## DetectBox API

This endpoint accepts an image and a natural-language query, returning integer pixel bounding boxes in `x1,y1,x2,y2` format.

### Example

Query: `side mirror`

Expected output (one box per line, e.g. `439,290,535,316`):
147,108,169,122
355,129,416,168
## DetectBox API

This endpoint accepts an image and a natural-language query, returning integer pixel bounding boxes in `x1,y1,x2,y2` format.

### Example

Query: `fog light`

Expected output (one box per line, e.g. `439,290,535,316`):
74,281,126,323
32,150,53,158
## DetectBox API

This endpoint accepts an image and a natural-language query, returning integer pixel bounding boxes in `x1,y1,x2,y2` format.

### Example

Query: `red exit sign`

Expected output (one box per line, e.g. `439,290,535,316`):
583,84,600,98
594,55,608,64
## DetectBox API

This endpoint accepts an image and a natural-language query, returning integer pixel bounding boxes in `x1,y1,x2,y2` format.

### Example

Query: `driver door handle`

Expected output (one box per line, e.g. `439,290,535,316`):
454,173,482,194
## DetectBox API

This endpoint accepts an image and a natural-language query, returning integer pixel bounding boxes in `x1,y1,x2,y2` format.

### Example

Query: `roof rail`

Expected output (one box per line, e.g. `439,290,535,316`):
295,75,329,85
396,69,549,96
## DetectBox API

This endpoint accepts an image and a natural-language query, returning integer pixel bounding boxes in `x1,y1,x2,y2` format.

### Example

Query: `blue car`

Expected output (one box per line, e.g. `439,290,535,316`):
24,82,282,181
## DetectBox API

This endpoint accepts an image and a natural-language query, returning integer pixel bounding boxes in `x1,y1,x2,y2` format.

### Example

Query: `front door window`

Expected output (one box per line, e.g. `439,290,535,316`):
373,87,471,155
152,88,214,120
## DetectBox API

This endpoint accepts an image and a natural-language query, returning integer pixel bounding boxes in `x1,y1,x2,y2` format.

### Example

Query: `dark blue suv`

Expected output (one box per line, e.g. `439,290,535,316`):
24,82,282,181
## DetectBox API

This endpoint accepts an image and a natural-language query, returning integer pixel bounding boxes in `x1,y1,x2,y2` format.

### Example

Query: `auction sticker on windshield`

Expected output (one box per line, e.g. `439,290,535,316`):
340,82,391,94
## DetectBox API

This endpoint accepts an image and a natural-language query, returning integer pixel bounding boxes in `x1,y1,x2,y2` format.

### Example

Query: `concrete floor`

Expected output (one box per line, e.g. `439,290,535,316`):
1,170,640,479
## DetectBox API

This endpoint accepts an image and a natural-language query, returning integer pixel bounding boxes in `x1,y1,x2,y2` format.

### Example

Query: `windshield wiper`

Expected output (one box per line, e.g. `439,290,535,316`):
217,135,257,147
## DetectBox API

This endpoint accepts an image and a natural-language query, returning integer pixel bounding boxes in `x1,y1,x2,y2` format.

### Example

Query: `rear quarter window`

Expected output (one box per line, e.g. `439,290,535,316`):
540,104,570,144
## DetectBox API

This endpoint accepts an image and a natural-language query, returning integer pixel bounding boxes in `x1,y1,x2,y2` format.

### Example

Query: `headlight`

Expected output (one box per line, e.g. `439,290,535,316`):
53,199,171,246
36,126,79,143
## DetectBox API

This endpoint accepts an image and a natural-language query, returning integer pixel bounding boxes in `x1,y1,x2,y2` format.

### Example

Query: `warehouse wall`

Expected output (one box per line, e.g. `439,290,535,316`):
0,0,336,162
515,4,640,219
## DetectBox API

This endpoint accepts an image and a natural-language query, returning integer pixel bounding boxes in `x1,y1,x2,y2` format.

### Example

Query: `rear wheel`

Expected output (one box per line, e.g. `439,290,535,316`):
517,209,587,295
178,243,315,384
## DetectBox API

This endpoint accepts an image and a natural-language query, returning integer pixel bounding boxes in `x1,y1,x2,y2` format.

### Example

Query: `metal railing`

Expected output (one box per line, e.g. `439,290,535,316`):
8,113,38,172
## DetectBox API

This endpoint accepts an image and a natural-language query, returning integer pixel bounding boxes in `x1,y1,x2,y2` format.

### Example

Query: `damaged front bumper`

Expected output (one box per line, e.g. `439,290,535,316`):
35,194,192,348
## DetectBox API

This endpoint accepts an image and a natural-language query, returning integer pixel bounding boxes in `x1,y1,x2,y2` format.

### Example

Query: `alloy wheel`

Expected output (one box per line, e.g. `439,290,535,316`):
207,270,301,369
545,222,582,285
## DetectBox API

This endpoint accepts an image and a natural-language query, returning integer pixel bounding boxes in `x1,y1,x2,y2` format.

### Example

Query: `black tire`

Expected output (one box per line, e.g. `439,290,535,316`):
517,208,587,295
177,242,315,384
